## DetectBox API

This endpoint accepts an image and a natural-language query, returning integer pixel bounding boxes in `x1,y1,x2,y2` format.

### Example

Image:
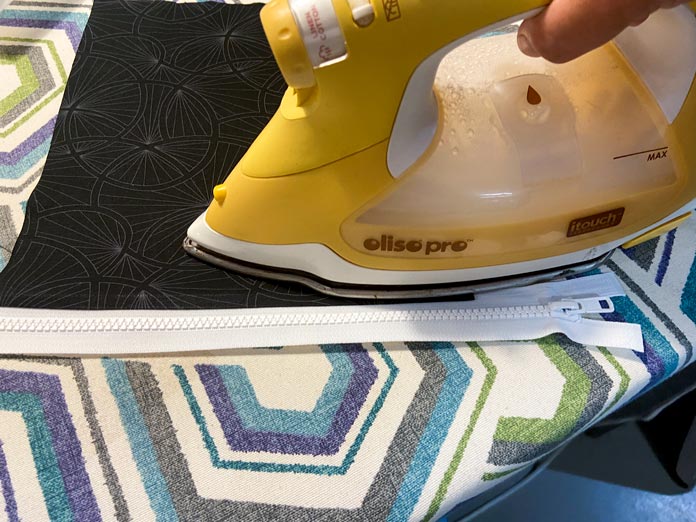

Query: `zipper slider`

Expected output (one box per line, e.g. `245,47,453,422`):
549,298,615,321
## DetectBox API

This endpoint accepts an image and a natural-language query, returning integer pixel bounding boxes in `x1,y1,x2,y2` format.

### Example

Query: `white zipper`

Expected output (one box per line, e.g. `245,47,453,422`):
0,273,643,355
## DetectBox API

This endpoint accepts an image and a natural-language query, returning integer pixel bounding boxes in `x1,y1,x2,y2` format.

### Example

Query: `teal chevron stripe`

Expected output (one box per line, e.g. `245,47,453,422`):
3,10,89,27
0,392,71,521
613,295,679,383
608,259,691,366
0,136,51,179
493,337,590,445
387,343,472,522
218,347,353,436
423,344,497,522
681,256,696,331
174,343,399,475
102,359,178,521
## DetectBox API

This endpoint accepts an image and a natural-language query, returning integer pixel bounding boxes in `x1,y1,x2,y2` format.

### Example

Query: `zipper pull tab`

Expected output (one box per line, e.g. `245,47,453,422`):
549,297,615,320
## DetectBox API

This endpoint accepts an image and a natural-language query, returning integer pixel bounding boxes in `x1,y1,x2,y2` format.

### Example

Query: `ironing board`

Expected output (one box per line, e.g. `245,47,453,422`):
0,1,694,520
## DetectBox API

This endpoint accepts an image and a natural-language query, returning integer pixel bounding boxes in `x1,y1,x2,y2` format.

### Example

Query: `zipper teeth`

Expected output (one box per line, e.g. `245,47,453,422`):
0,305,553,334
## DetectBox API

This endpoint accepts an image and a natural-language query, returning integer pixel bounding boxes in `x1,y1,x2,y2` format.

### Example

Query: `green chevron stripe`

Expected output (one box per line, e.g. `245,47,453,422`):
0,54,40,116
493,337,590,445
482,465,526,482
598,346,630,411
0,38,66,138
1,87,65,137
0,38,67,80
423,344,497,522
487,338,616,469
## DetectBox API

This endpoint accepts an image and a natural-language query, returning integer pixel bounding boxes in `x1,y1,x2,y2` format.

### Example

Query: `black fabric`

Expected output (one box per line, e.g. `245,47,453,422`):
641,388,696,490
553,388,696,494
0,0,353,309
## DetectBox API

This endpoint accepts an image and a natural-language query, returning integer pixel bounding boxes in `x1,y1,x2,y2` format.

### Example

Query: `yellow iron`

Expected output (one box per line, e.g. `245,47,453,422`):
184,0,696,299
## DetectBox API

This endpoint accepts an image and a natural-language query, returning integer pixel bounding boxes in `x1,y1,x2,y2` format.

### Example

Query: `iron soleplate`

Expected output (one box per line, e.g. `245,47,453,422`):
183,236,613,300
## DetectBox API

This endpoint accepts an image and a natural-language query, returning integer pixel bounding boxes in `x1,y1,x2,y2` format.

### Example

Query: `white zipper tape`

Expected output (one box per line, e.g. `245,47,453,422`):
0,273,643,355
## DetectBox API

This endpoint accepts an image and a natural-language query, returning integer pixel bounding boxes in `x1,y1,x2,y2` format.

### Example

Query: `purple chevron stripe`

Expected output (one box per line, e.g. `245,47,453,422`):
0,370,101,520
655,229,676,286
631,336,665,384
0,19,82,50
603,310,665,383
0,117,56,164
0,441,19,522
196,345,379,456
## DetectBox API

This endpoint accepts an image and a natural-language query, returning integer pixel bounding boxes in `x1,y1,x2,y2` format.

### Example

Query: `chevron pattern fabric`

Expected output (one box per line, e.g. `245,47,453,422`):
0,1,694,521
0,0,90,269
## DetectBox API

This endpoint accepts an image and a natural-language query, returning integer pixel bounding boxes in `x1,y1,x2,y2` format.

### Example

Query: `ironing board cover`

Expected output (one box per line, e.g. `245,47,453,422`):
0,1,695,520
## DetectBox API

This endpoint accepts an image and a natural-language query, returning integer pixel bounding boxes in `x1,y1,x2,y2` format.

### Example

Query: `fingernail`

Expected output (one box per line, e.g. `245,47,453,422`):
517,32,540,58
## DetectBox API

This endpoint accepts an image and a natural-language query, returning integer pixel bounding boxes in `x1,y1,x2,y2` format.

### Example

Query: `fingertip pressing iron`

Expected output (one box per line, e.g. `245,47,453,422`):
185,0,696,299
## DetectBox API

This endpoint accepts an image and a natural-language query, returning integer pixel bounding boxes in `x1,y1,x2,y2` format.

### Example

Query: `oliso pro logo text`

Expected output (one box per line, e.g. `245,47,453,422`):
363,235,469,256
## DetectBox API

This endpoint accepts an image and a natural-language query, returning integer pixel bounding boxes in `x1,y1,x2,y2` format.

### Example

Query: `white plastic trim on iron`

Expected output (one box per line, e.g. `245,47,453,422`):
387,5,696,178
185,199,696,288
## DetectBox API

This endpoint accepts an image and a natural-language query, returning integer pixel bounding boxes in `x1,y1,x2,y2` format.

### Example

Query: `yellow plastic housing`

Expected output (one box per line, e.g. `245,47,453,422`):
204,0,696,273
